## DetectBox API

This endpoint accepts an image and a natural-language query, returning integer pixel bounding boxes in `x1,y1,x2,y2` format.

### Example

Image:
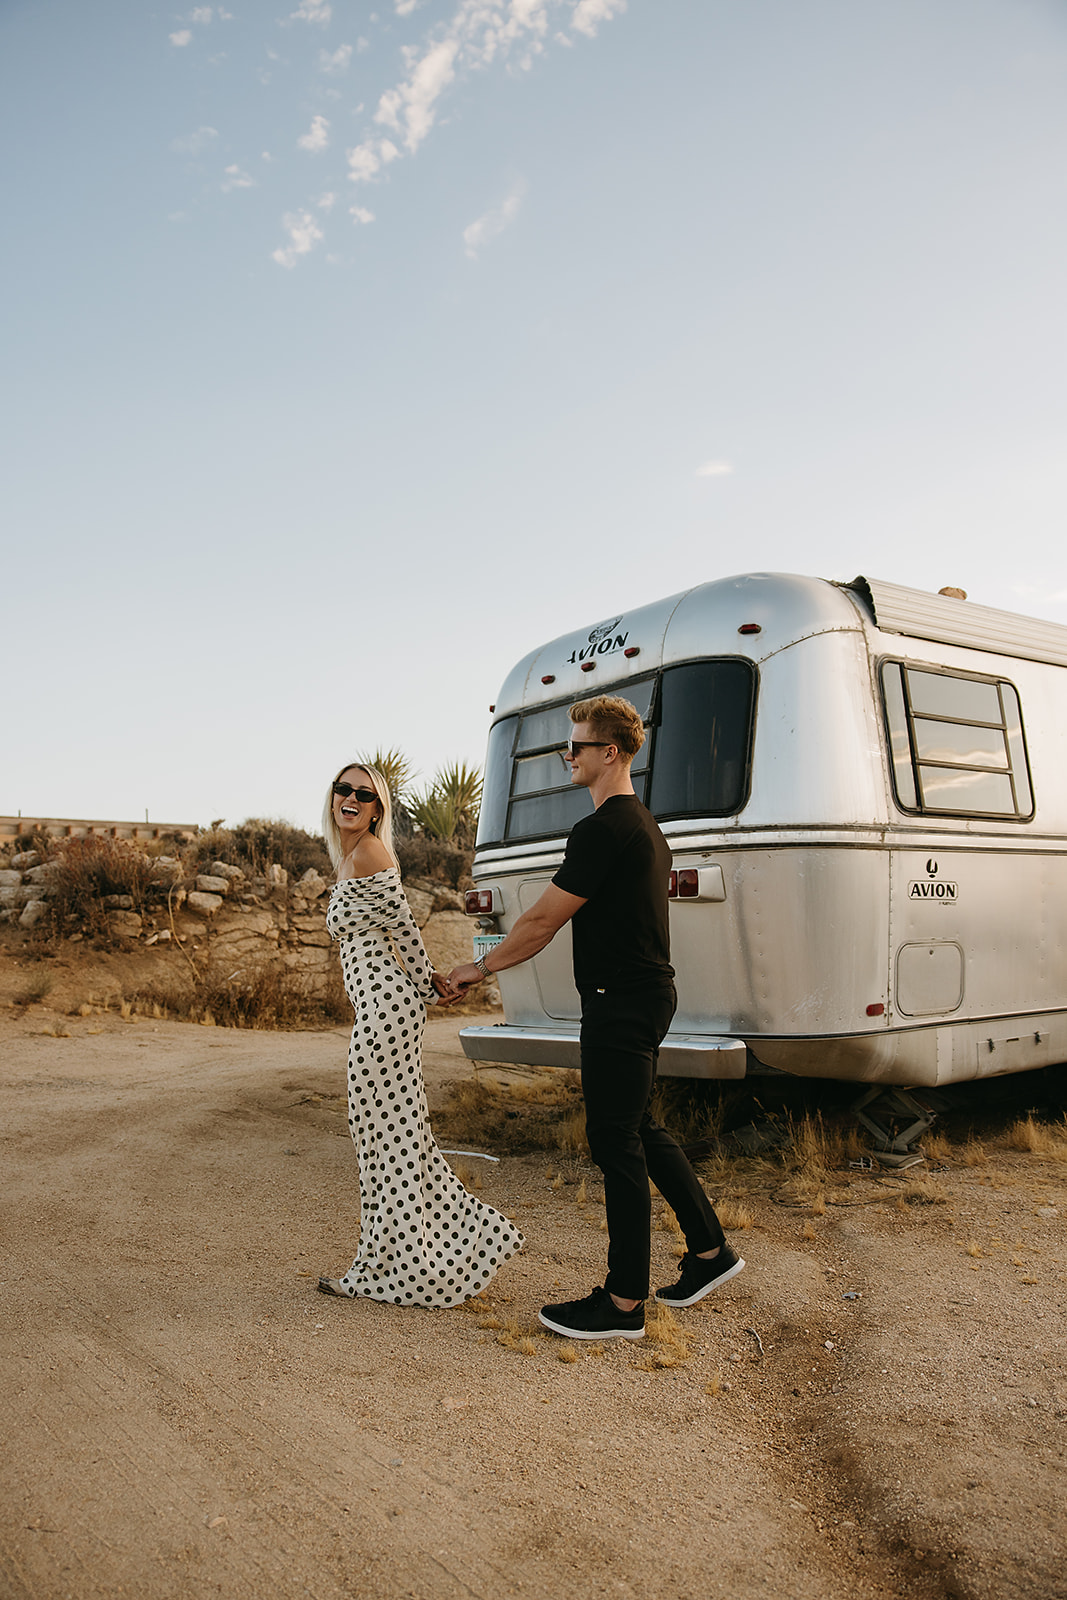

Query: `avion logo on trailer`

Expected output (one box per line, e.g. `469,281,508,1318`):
564,616,628,666
908,858,958,901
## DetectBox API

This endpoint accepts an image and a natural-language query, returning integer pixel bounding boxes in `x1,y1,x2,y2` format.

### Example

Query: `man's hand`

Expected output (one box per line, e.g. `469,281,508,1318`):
445,962,483,999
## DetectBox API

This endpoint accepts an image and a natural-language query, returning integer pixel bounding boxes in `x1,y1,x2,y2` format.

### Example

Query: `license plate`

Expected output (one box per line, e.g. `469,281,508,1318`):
474,933,505,961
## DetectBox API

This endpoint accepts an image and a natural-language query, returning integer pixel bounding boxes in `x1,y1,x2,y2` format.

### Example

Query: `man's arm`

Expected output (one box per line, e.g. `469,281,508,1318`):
445,883,586,996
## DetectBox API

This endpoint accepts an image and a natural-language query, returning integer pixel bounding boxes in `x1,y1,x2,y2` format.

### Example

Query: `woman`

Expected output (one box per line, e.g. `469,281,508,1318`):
317,760,523,1307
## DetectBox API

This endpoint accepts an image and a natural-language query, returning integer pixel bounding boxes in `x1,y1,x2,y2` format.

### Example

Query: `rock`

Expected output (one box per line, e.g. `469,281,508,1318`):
298,869,328,899
103,894,134,910
11,851,39,870
420,910,477,973
19,900,49,929
266,864,288,890
0,870,22,890
210,861,245,881
294,926,331,948
150,857,183,880
431,887,465,914
107,910,143,938
213,909,278,939
186,891,223,918
404,886,434,927
24,864,56,886
196,875,230,896
0,887,20,909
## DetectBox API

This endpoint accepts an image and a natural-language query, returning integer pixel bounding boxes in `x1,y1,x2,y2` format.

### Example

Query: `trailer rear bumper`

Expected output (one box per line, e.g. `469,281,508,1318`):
459,1024,748,1079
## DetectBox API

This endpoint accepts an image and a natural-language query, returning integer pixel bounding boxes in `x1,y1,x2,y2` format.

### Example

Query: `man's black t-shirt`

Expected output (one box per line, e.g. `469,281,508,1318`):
551,794,674,994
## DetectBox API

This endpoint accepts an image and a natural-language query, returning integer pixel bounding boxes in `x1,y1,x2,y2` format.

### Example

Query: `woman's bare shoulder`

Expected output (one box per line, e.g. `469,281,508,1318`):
337,835,396,881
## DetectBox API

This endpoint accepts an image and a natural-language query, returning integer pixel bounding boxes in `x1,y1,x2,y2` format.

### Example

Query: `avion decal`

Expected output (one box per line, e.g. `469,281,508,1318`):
565,616,628,665
908,879,958,901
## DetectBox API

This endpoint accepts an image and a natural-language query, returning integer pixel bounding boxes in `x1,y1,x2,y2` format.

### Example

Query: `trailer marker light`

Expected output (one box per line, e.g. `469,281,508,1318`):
866,1003,885,1017
541,674,556,684
677,869,699,898
465,889,495,915
580,661,596,672
489,705,495,712
738,623,762,635
624,647,640,658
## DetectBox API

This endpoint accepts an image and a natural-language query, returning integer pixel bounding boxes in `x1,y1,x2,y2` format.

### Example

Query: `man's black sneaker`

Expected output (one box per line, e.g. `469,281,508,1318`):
654,1244,746,1307
538,1285,645,1341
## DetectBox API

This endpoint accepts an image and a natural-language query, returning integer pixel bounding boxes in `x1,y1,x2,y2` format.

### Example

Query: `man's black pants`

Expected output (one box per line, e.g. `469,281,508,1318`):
579,983,725,1301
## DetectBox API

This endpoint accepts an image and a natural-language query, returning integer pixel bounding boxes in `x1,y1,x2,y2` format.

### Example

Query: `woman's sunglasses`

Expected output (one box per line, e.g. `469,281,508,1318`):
332,782,379,804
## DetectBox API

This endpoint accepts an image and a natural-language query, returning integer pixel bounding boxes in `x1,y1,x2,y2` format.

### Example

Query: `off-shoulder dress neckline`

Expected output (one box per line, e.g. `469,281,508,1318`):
333,867,399,886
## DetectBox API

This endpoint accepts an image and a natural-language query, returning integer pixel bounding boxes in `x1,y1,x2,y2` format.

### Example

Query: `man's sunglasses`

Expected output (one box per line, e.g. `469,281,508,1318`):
332,782,379,804
566,740,613,756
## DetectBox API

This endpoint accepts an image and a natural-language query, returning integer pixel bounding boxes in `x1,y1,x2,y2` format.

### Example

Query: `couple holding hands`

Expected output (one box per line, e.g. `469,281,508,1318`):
316,695,742,1340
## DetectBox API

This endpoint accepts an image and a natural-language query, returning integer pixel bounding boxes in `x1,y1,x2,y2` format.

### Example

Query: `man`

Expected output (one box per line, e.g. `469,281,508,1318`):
447,694,744,1340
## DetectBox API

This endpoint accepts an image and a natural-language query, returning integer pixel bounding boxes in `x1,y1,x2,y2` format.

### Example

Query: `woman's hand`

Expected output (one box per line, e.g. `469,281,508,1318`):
431,971,458,1005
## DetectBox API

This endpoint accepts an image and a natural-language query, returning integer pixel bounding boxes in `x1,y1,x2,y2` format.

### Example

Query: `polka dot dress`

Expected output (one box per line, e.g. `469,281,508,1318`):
325,869,523,1307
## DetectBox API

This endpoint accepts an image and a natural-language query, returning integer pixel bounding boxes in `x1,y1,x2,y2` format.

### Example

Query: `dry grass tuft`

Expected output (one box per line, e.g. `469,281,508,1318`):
960,1141,988,1167
558,1345,581,1364
12,974,54,1007
1006,1116,1067,1156
704,1372,724,1397
966,1241,985,1258
435,1070,587,1157
716,1198,754,1231
638,1300,696,1370
896,1177,948,1206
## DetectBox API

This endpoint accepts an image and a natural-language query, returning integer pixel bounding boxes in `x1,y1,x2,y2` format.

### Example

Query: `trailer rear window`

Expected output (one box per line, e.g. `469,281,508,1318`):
476,661,756,846
881,662,1033,819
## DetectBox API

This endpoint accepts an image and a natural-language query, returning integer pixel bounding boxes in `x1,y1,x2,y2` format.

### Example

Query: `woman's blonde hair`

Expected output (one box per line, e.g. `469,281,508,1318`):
321,763,399,871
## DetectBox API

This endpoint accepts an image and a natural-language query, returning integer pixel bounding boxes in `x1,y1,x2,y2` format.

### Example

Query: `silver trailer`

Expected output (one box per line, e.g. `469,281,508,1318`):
460,573,1067,1088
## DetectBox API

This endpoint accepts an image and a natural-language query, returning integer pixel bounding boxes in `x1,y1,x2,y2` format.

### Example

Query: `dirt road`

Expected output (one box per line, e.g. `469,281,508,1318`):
1,1004,1065,1600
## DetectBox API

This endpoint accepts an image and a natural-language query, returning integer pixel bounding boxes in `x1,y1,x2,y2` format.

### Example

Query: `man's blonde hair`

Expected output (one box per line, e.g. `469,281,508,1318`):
569,695,645,760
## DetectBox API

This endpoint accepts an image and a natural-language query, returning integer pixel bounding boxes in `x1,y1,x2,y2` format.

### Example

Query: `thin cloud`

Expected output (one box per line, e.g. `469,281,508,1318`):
190,6,213,22
350,205,376,224
463,180,526,259
297,114,330,152
319,43,353,73
347,137,400,183
272,209,325,267
289,0,331,23
318,191,337,209
221,164,255,191
347,1,626,195
695,460,734,478
571,0,626,38
169,29,192,46
170,125,219,154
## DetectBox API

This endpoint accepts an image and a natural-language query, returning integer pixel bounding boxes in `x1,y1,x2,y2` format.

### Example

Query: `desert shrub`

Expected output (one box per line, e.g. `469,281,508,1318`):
129,959,350,1029
190,818,330,880
395,832,474,889
46,836,158,938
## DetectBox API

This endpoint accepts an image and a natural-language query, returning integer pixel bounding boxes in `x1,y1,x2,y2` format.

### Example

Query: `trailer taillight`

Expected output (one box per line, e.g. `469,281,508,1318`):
668,870,677,897
465,889,496,915
668,869,700,898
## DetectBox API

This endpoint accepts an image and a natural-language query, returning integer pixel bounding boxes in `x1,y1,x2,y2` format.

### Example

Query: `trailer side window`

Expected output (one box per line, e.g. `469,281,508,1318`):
881,663,1034,819
648,660,756,818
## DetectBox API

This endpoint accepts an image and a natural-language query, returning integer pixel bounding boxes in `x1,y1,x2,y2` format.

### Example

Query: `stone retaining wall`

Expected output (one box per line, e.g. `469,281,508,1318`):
0,847,489,1000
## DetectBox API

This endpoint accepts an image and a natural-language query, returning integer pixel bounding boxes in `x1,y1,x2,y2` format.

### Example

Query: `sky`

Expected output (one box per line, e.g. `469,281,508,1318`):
2,0,1066,834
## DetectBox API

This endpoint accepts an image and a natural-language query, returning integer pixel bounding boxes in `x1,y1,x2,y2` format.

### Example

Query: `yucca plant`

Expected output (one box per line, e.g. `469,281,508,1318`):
356,748,415,806
408,761,483,842
408,787,463,842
